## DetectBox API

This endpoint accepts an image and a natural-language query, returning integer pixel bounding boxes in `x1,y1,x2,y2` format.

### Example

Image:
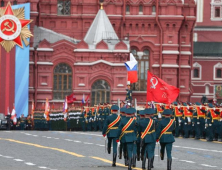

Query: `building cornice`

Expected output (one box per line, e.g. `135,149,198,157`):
74,49,129,53
74,60,125,66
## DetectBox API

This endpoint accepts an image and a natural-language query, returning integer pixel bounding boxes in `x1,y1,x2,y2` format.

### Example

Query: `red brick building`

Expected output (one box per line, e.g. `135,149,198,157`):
192,0,222,103
0,0,196,113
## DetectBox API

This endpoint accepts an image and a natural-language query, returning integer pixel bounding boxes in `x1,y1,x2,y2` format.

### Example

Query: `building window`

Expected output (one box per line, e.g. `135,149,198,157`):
215,7,220,17
1,0,4,7
126,5,130,14
13,0,17,5
53,63,72,100
152,5,156,13
217,69,222,78
57,0,71,15
91,80,110,106
131,49,149,91
193,68,199,78
139,5,143,14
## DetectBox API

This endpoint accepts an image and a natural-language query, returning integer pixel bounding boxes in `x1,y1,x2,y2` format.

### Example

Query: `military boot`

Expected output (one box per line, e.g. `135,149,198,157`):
167,158,172,170
132,155,136,167
160,149,164,160
137,154,140,161
142,157,146,170
125,158,129,166
128,158,132,170
112,153,117,167
107,147,111,154
147,158,151,170
151,156,154,168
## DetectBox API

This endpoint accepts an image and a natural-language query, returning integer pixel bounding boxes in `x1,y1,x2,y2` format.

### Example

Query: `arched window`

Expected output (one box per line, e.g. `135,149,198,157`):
217,69,222,78
53,63,72,100
139,5,143,13
91,80,110,106
205,85,209,95
131,49,149,91
126,5,130,14
57,0,71,15
193,68,199,78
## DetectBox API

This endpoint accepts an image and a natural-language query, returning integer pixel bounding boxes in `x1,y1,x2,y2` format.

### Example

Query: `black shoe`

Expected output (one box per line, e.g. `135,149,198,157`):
147,158,151,170
132,155,136,167
151,156,154,168
167,158,172,170
128,158,132,170
142,157,146,170
112,153,117,167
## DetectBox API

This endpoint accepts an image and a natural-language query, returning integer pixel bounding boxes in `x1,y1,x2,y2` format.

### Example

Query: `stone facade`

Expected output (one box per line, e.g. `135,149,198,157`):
0,0,196,114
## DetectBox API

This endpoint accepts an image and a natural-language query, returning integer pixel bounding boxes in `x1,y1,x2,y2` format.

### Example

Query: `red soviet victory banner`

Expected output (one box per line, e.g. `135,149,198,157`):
67,93,76,104
147,71,180,104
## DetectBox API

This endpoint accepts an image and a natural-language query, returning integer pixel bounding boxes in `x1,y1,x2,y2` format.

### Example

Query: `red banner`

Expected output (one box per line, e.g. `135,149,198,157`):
67,93,76,104
147,71,180,104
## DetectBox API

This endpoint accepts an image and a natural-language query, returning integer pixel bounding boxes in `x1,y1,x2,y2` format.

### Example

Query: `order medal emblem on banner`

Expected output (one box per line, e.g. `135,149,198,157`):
0,2,32,52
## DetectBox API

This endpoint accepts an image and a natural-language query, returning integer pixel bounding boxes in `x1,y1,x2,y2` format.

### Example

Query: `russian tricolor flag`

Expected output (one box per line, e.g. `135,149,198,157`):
124,53,138,84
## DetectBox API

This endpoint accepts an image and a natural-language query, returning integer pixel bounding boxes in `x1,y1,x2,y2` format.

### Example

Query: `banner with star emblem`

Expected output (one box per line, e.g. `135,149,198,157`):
0,2,32,117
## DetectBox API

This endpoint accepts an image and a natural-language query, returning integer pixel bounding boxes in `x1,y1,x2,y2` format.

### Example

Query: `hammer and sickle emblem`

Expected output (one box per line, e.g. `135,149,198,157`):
2,20,15,33
150,77,158,89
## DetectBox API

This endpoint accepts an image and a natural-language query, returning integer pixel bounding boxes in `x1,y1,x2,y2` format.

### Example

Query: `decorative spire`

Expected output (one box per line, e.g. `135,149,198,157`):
100,3,103,10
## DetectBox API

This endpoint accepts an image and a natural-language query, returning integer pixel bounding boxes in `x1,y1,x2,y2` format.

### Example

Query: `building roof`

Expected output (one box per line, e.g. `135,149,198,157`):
194,42,222,57
33,26,80,48
84,8,120,50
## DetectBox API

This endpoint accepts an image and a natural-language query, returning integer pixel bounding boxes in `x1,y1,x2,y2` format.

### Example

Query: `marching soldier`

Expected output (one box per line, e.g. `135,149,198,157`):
87,108,92,131
119,107,127,162
26,114,32,130
182,103,193,138
138,108,156,170
102,105,121,167
193,102,204,139
156,109,175,170
117,108,137,170
172,102,183,137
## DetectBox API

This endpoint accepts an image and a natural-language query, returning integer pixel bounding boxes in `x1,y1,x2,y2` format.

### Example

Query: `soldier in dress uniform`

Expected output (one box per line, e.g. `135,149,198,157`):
156,109,175,170
126,82,132,104
211,104,220,141
117,108,137,170
193,102,205,139
205,103,214,141
138,108,156,170
102,105,121,167
27,114,32,130
98,105,104,131
182,102,193,138
87,108,92,131
80,107,86,131
119,107,127,161
172,102,183,137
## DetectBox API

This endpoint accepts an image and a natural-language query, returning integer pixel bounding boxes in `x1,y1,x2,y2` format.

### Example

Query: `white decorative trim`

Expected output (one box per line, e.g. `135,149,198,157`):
192,62,202,80
210,0,222,21
181,44,191,47
152,64,160,67
37,62,53,65
37,89,52,92
37,48,54,52
191,95,214,98
162,50,179,54
194,27,222,31
180,85,185,88
213,62,222,80
181,65,191,68
74,60,125,66
161,64,179,68
179,92,190,94
78,83,85,87
193,93,214,95
74,49,129,53
29,61,34,64
117,84,124,87
111,91,127,93
194,56,222,60
181,51,192,55
196,0,204,22
192,80,222,82
193,33,198,42
41,83,48,86
31,11,39,14
73,90,91,92
162,44,179,47
159,15,184,18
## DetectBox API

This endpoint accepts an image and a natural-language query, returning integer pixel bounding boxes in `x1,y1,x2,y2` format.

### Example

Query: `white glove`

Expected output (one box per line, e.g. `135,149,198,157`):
187,117,191,123
205,124,208,128
184,123,187,125
104,136,107,139
117,141,120,147
197,122,200,124
209,124,212,126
